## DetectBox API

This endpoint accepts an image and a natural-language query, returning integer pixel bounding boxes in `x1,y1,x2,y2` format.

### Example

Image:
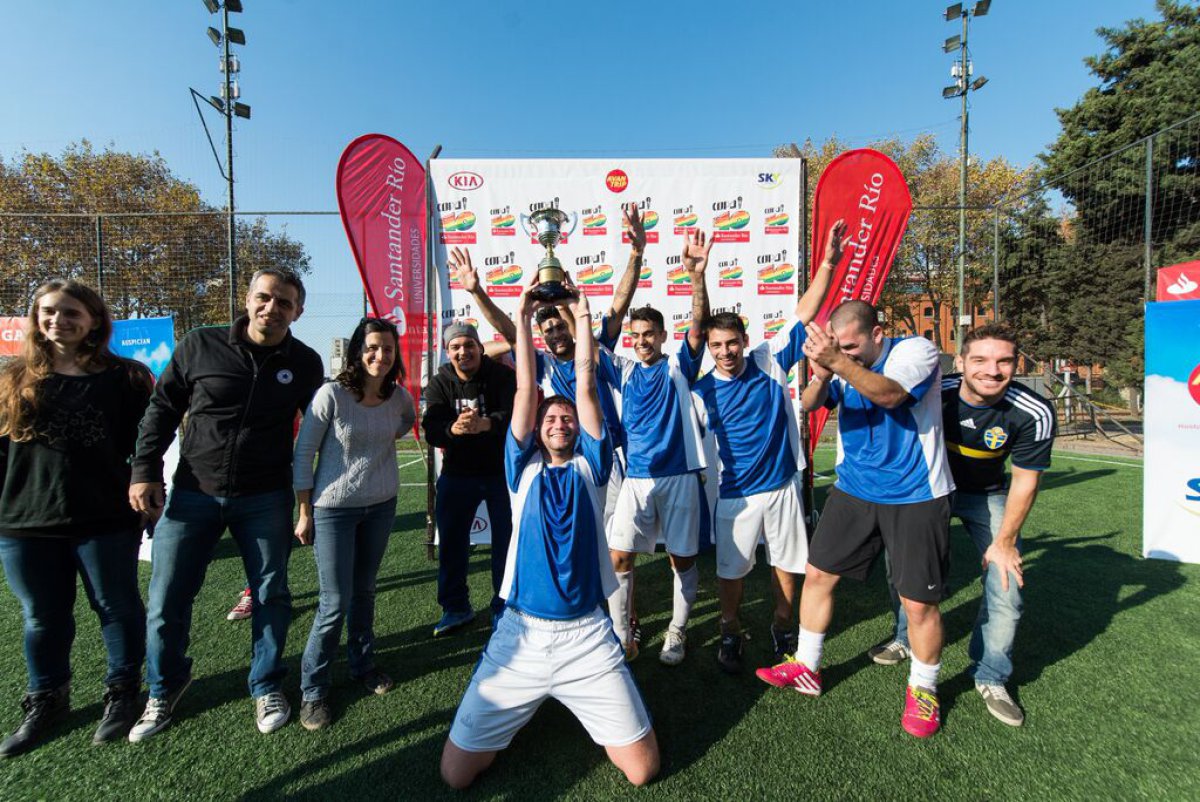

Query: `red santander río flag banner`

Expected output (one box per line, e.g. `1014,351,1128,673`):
807,149,913,455
336,134,427,432
1156,260,1200,301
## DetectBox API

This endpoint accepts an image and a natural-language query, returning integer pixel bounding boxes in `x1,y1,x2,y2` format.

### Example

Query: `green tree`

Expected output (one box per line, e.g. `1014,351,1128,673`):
0,141,311,335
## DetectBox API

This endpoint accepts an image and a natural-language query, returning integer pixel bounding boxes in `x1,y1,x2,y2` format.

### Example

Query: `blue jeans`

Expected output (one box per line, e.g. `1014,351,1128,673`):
435,474,511,616
300,499,395,701
0,529,145,692
890,492,1022,685
145,488,294,699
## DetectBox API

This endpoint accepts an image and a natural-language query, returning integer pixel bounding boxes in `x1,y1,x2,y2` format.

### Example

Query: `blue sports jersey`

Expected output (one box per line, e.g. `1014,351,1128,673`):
535,349,624,460
598,313,619,352
827,336,955,504
500,425,616,620
691,317,807,498
612,341,706,478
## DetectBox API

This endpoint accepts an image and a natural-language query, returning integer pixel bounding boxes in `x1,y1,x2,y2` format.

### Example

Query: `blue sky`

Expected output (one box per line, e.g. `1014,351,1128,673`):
0,0,1165,355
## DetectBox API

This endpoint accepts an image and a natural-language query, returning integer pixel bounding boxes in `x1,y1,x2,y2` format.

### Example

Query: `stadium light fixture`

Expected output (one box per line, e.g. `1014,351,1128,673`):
974,0,991,16
207,26,221,46
225,0,243,11
944,3,963,20
971,76,989,91
202,0,220,13
943,85,962,99
226,26,246,45
233,102,251,119
943,35,961,53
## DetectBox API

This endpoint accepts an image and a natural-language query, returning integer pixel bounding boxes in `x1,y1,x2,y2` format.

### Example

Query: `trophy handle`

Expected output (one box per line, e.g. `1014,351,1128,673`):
562,211,579,237
519,213,535,238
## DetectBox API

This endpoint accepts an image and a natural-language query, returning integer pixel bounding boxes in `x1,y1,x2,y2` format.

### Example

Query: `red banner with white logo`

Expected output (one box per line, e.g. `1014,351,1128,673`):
336,134,427,428
0,317,27,357
807,149,913,455
1156,260,1200,301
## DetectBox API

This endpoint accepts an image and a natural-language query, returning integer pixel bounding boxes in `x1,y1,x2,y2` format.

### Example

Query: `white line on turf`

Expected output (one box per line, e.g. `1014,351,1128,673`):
1048,452,1143,469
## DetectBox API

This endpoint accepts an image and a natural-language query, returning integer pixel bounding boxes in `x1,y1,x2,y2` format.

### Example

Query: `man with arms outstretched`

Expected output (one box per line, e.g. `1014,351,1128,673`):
690,221,846,674
866,323,1054,727
440,280,658,790
757,300,954,739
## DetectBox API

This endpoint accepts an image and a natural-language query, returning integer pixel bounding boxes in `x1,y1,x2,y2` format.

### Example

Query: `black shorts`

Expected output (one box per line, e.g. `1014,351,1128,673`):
809,487,951,604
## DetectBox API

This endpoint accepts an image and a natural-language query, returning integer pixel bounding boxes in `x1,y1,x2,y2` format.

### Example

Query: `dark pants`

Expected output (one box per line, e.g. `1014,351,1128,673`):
0,529,145,692
435,474,511,616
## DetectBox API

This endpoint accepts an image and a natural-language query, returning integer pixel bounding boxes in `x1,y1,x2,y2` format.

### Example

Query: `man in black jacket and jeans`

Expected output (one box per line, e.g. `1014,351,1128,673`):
126,269,323,741
425,322,515,637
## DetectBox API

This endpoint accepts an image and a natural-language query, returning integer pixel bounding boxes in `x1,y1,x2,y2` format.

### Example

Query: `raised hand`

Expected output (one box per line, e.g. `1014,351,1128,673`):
803,322,843,372
623,203,647,253
682,230,714,274
823,219,850,268
449,246,480,293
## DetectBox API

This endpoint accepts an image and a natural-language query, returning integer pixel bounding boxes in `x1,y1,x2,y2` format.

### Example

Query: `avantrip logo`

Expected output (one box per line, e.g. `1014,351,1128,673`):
606,169,629,193
1190,363,1200,406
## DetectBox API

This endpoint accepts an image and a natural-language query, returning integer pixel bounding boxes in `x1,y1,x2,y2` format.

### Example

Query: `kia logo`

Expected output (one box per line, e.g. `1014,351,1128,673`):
448,171,484,191
471,516,488,533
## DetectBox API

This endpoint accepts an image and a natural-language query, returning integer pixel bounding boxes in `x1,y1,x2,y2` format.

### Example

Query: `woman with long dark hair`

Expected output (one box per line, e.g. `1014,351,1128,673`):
293,317,415,730
0,279,153,756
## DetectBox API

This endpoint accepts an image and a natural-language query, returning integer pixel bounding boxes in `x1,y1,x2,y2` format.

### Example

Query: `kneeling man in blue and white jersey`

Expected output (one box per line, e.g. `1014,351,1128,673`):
441,280,658,790
757,300,954,740
690,221,845,675
606,230,711,666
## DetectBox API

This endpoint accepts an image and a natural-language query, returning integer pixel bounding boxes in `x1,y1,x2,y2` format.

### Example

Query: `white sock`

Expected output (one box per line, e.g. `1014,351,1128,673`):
670,565,698,631
796,627,825,670
909,656,941,692
608,570,633,647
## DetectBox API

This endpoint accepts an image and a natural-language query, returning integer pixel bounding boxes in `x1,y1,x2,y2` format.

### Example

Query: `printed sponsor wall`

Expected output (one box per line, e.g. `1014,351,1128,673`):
1143,299,1200,563
428,159,804,543
111,316,175,379
0,317,27,357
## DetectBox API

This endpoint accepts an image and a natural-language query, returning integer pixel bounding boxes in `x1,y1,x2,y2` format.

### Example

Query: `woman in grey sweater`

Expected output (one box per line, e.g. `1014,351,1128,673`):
293,318,415,730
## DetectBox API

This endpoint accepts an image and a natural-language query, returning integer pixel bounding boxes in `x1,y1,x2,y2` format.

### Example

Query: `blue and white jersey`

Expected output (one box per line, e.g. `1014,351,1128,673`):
690,317,807,499
535,349,624,465
610,341,706,479
500,425,617,620
827,336,955,504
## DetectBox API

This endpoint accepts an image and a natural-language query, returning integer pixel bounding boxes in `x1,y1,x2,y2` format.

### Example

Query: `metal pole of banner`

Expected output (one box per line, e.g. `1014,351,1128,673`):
798,156,816,533
424,144,442,562
1144,138,1154,300
992,208,1000,320
94,215,104,294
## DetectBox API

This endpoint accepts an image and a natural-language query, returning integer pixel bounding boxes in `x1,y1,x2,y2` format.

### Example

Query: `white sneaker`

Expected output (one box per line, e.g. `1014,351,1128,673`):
255,692,291,734
976,682,1025,727
659,626,687,666
128,675,192,743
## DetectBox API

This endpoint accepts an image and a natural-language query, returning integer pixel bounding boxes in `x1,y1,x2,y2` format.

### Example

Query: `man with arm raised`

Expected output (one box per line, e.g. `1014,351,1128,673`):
440,280,658,790
689,220,846,675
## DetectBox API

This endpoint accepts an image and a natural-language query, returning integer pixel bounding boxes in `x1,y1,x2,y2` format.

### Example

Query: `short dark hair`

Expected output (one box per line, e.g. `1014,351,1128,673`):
535,394,577,452
629,306,664,331
249,268,306,306
829,300,878,334
336,317,404,400
704,312,745,337
961,322,1018,356
534,306,562,326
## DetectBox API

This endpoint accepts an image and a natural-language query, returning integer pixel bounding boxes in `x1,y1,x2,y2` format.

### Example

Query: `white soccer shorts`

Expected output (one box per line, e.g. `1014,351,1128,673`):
714,474,808,580
448,607,652,752
608,473,702,557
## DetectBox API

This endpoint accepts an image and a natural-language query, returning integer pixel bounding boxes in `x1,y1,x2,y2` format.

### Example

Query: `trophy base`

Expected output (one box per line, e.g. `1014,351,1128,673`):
530,281,574,303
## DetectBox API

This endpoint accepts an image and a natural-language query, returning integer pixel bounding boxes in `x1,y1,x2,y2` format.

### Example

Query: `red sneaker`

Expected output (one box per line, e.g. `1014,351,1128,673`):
754,656,822,696
226,589,253,621
902,685,941,738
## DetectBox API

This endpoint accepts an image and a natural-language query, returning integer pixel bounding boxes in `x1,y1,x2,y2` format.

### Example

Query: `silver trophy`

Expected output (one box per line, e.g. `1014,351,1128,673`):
519,207,579,302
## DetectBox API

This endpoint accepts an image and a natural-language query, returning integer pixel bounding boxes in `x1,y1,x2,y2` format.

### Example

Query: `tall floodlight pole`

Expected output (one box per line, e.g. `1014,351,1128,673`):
198,0,251,324
942,1,990,346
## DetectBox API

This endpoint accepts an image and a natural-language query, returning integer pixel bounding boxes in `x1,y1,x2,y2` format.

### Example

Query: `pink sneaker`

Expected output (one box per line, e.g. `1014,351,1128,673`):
755,656,822,696
902,685,941,738
226,589,253,621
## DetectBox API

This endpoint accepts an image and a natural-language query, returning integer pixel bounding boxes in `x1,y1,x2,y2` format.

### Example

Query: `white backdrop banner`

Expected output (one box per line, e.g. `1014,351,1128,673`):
1143,299,1200,563
428,159,805,544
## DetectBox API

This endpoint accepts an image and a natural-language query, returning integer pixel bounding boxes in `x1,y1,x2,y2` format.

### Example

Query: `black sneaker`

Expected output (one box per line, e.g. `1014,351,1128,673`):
358,669,395,696
299,698,333,731
0,684,70,758
93,683,141,744
770,627,797,661
717,633,744,675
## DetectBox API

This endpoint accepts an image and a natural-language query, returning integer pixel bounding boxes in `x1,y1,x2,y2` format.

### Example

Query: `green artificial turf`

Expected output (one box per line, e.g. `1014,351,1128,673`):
0,447,1195,801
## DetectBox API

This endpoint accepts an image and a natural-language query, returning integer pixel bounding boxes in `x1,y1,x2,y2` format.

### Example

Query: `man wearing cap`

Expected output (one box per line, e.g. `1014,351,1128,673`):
424,322,517,637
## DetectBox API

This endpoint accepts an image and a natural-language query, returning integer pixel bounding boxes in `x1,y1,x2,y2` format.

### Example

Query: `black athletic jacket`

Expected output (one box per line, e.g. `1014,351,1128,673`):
131,317,324,497
423,357,515,478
